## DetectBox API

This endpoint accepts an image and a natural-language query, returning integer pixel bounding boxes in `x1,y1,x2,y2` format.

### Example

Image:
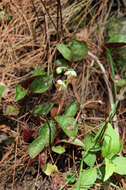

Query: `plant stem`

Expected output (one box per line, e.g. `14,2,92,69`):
88,51,119,136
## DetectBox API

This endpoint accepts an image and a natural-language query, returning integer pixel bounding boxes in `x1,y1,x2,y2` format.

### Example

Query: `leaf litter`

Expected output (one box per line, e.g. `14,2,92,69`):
0,0,126,190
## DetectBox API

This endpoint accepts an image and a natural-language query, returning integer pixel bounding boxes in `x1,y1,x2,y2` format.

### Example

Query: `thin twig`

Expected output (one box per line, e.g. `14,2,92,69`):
58,0,64,38
88,51,119,136
30,0,43,34
57,0,60,40
39,0,57,31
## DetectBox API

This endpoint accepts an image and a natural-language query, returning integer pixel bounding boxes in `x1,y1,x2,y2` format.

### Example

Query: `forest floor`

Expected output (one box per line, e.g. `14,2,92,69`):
0,0,126,190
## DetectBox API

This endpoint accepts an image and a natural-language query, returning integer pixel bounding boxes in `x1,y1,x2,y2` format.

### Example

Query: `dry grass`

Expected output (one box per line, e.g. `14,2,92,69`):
0,0,126,189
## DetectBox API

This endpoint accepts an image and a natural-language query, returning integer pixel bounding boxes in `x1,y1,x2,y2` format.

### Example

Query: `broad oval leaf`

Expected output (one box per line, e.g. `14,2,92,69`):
52,145,65,154
28,120,55,158
55,115,78,137
73,168,97,189
83,134,101,152
64,100,78,117
82,151,96,167
32,68,46,77
57,44,72,61
55,59,68,67
102,123,122,159
112,156,126,175
14,85,28,102
30,72,53,93
39,120,56,146
33,103,54,116
28,135,45,158
104,158,115,181
68,40,88,62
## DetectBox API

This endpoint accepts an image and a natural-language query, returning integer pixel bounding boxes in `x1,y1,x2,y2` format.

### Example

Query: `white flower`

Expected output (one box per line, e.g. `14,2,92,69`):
64,70,77,78
57,80,67,90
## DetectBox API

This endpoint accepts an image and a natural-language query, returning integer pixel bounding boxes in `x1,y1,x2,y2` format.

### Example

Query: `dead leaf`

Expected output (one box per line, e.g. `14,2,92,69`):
51,106,59,118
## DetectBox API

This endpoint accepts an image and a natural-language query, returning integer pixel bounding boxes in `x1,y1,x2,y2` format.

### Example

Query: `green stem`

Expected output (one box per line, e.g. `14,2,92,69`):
76,159,84,190
105,47,117,98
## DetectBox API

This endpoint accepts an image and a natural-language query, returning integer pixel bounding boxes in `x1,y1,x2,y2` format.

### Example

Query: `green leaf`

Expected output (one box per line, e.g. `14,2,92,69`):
64,100,78,117
65,173,76,184
82,151,96,167
108,34,126,43
55,115,78,137
14,85,28,102
61,138,85,147
28,135,45,158
96,167,105,180
33,103,54,116
39,120,56,145
0,85,5,100
74,168,97,190
70,138,85,146
57,44,72,61
52,145,65,154
116,79,126,87
7,105,19,116
43,163,58,176
32,68,46,77
104,158,115,181
28,120,55,158
83,134,101,152
68,40,88,62
112,156,126,175
102,123,122,159
30,72,53,93
55,59,68,67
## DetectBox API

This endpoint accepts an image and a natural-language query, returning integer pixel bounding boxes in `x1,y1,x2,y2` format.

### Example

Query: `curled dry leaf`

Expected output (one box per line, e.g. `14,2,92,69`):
28,150,47,168
23,129,34,143
39,150,47,167
28,156,39,167
51,106,59,118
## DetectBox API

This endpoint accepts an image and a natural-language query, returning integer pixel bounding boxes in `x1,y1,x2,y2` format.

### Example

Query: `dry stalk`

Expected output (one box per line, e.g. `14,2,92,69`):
88,51,119,137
